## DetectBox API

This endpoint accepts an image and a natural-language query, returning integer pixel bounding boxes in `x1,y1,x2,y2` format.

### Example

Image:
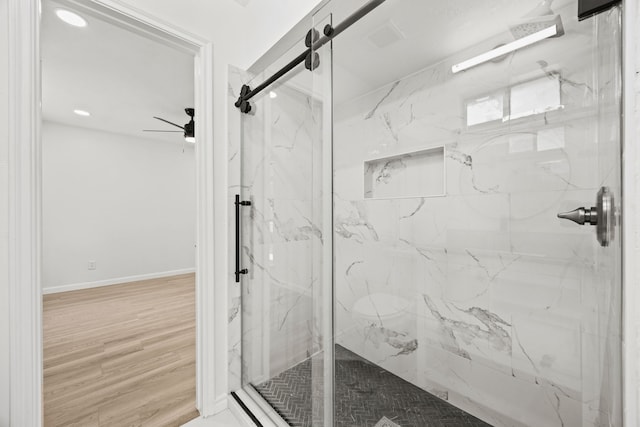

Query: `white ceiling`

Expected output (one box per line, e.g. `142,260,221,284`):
113,0,321,68
41,0,195,144
233,0,252,7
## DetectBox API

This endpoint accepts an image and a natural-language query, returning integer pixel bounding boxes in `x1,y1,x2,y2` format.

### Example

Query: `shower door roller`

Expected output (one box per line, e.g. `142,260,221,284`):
557,186,615,247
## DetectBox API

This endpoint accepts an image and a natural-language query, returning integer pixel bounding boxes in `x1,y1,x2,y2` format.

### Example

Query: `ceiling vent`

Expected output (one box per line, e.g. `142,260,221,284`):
366,21,405,48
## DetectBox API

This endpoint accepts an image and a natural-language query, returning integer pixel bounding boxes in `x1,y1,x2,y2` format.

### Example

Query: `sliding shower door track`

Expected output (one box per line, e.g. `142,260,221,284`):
231,387,291,427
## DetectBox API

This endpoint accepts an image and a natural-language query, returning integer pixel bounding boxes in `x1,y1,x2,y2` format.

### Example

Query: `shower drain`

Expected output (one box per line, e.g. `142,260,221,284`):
374,416,401,427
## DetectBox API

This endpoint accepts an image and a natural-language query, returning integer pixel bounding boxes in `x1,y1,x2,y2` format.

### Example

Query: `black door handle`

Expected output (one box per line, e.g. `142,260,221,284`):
235,194,251,282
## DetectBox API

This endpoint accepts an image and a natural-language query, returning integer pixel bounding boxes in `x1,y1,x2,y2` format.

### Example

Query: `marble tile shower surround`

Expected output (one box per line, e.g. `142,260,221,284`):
333,5,622,427
229,64,325,390
227,4,621,427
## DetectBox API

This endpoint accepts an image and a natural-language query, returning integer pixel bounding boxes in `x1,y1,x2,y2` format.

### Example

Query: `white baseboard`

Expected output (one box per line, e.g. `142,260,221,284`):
42,268,196,294
180,409,246,427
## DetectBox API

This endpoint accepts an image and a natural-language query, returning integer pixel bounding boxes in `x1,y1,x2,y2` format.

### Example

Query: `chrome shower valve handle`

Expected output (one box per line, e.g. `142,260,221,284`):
557,187,615,247
557,206,598,226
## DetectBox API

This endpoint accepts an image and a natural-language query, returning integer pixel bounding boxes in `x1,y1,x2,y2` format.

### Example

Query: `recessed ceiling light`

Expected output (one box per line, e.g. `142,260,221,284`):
73,109,91,117
269,91,278,99
56,9,87,28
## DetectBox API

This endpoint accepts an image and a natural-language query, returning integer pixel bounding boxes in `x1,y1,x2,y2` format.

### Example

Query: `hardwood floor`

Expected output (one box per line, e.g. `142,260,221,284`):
43,273,199,427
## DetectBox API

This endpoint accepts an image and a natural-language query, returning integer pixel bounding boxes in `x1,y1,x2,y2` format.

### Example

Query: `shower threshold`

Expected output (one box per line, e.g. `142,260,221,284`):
253,345,491,427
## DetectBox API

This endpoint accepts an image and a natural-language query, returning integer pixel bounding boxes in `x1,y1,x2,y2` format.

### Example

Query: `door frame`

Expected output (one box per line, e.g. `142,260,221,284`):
7,0,223,424
622,0,640,425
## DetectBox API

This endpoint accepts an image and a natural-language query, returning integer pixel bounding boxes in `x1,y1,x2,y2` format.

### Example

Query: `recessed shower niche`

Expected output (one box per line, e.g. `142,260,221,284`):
364,146,445,199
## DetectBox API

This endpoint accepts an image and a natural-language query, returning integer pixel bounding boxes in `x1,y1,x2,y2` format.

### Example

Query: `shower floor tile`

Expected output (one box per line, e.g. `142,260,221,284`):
253,345,491,427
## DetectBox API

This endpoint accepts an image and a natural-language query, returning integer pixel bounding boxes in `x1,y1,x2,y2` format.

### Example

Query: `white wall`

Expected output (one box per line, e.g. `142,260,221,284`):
41,121,195,291
0,0,10,423
116,0,321,68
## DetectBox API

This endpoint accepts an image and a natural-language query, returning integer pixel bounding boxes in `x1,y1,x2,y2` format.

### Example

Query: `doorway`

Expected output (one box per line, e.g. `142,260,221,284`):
40,1,198,425
4,0,231,424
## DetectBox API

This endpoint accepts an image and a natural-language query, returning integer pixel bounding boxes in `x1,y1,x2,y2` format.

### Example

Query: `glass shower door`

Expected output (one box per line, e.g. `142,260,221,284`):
329,1,623,426
238,28,331,426
236,0,623,425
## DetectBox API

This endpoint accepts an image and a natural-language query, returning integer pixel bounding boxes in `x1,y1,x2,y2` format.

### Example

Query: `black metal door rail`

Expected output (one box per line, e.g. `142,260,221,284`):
234,0,387,113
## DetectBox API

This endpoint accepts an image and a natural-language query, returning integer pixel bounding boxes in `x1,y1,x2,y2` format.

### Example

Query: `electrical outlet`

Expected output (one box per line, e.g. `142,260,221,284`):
88,261,97,270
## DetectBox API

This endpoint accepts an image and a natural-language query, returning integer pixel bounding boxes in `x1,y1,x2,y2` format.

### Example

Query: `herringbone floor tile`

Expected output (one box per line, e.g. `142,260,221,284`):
254,345,491,427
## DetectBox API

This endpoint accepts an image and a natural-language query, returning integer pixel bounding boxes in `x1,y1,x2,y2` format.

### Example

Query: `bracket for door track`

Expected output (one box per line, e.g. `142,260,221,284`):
578,0,621,21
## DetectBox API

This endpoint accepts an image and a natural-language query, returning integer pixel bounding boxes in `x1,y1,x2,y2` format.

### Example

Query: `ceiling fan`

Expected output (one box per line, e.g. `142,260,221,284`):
144,108,195,143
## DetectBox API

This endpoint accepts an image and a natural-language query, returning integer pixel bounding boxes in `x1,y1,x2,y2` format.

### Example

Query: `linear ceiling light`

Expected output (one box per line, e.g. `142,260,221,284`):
452,25,558,74
55,9,87,27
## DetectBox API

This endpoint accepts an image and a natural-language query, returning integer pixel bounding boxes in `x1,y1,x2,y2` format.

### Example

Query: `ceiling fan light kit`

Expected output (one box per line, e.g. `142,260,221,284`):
144,108,195,143
183,108,195,142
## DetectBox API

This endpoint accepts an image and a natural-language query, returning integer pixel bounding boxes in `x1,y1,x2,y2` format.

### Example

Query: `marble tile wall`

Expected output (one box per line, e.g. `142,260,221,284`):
333,6,622,427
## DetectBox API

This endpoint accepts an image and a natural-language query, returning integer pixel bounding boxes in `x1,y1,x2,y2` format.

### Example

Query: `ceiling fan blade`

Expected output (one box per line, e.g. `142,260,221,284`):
143,130,183,132
153,116,185,130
